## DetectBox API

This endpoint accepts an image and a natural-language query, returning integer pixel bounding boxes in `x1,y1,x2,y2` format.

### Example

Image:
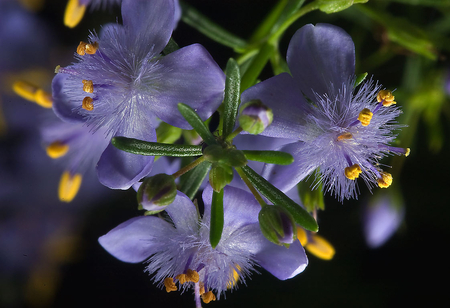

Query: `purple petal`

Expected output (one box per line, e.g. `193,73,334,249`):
255,240,308,280
52,73,85,123
262,142,319,193
241,73,310,139
121,0,174,54
96,121,156,189
149,44,225,129
164,192,198,233
98,216,173,263
287,23,355,100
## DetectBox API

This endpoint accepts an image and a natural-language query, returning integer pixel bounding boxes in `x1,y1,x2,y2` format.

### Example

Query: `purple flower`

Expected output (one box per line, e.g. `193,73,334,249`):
99,186,307,303
54,0,225,189
241,23,408,201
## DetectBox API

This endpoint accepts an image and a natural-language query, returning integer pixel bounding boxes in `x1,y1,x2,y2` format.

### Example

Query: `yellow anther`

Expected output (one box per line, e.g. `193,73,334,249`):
82,80,94,93
201,291,216,304
405,148,411,157
64,0,87,28
296,227,308,246
12,80,38,102
82,97,94,111
46,141,69,159
163,277,177,293
377,172,393,188
76,41,87,56
175,274,187,284
377,90,396,107
358,108,373,126
58,171,82,203
227,266,241,289
85,42,99,55
185,269,199,283
337,132,353,141
344,164,362,180
34,89,53,108
305,234,335,261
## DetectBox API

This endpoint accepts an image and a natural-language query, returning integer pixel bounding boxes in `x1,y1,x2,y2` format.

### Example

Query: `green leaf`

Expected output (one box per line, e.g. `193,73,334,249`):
177,103,217,145
318,0,368,13
156,122,182,144
354,72,368,88
240,42,276,92
298,172,325,213
111,137,202,157
242,150,294,165
179,161,212,200
222,58,241,139
239,166,318,232
210,189,224,249
179,1,247,52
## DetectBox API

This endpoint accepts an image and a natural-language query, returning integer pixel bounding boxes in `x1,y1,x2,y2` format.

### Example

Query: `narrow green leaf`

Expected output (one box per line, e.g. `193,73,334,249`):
242,150,294,165
210,189,224,248
222,58,241,139
240,166,318,232
112,137,202,157
177,103,217,145
179,161,212,200
179,1,247,52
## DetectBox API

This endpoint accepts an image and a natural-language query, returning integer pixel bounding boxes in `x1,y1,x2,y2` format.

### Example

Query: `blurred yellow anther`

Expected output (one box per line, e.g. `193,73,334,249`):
163,277,177,293
377,172,393,188
201,291,216,304
186,269,199,283
85,42,99,55
377,90,396,107
358,108,373,126
337,132,353,141
345,164,362,180
34,89,53,108
13,80,38,102
58,171,82,203
64,0,86,28
305,234,335,260
405,148,411,157
296,227,308,246
46,142,69,159
82,80,94,93
76,41,87,56
82,97,94,111
227,266,241,289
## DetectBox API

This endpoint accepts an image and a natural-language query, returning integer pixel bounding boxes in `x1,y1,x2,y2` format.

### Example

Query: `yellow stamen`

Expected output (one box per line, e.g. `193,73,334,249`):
405,148,410,157
377,172,393,188
82,97,94,111
76,41,87,56
82,80,94,93
34,89,53,108
85,42,99,55
64,0,86,28
227,266,241,289
58,171,82,203
12,80,38,102
185,269,199,283
305,234,335,260
163,277,177,293
337,132,353,141
377,90,396,107
175,274,187,284
296,227,308,246
46,141,69,159
344,164,362,180
201,291,216,304
358,108,373,126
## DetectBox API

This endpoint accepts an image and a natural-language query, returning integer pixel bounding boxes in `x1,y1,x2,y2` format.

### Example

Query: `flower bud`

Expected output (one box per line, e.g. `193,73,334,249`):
258,205,297,246
238,99,273,135
137,173,177,213
209,164,233,192
204,145,247,168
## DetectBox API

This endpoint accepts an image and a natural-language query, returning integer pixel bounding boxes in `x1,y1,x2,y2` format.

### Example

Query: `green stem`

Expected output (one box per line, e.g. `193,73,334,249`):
236,167,266,207
225,127,244,142
172,156,206,179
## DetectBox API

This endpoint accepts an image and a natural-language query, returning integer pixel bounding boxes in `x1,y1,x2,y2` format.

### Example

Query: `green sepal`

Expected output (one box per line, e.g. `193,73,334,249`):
242,150,294,165
354,72,368,88
298,172,325,213
178,160,212,200
203,145,247,168
161,37,180,56
222,58,241,139
209,164,233,192
210,189,224,249
177,103,217,145
318,0,368,14
258,205,297,246
112,137,202,157
156,122,182,144
239,166,318,232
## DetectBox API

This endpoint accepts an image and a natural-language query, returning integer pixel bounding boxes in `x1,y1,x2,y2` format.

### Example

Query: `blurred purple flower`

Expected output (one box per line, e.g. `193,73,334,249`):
242,23,406,201
54,0,225,189
99,185,307,303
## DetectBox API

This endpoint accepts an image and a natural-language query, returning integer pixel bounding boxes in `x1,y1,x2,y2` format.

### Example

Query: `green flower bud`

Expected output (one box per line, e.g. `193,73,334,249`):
209,164,233,192
203,144,224,163
238,99,273,135
137,173,177,213
259,205,297,246
204,145,247,168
